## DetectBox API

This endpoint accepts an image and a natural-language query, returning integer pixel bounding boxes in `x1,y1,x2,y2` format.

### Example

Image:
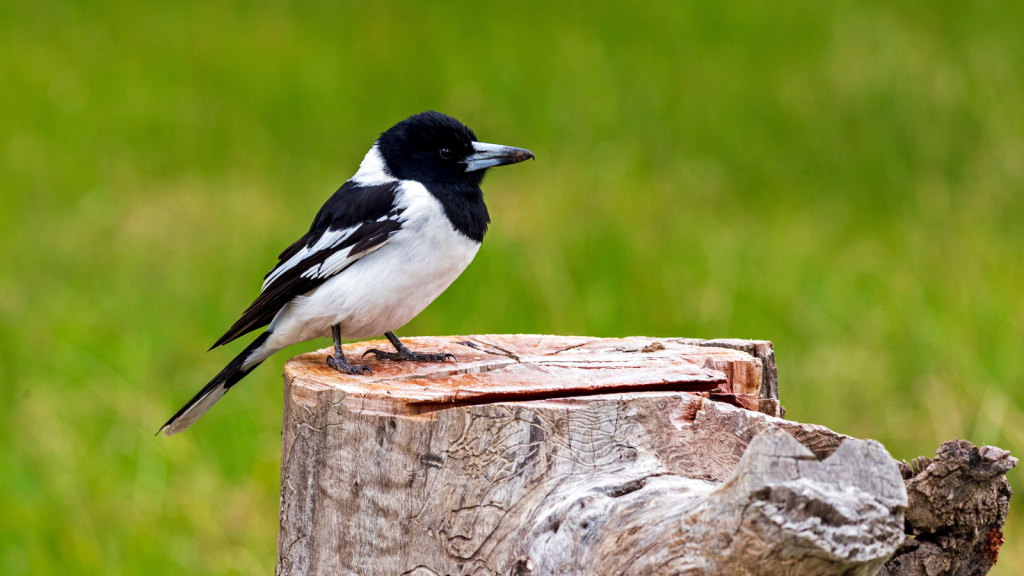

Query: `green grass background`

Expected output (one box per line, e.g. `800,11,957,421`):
2,0,1023,573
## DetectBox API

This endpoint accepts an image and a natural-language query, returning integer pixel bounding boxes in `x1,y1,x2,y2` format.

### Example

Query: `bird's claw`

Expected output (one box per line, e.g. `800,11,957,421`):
326,354,373,375
361,348,390,360
362,348,457,363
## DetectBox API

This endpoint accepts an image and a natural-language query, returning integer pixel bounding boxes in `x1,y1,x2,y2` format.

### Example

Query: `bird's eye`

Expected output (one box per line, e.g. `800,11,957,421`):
439,148,452,159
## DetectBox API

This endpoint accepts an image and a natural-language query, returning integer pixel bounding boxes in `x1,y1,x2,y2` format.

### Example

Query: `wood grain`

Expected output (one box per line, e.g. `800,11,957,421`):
277,335,906,575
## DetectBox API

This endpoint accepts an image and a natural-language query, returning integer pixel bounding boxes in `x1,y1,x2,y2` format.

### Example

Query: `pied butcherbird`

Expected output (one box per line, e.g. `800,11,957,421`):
160,111,533,435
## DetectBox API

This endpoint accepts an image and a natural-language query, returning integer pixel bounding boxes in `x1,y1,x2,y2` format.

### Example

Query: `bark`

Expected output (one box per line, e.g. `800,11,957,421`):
879,440,1017,576
277,335,907,576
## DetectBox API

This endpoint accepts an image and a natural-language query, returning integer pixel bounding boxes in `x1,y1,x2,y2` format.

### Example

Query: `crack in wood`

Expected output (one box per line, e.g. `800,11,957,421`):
545,339,601,355
468,338,523,361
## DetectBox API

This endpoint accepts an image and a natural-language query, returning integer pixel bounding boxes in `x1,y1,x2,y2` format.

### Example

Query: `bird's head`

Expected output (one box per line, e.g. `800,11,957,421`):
375,111,533,192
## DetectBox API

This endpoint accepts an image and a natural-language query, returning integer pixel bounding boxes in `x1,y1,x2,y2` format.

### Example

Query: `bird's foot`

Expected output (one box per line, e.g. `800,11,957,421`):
362,348,457,363
326,354,373,375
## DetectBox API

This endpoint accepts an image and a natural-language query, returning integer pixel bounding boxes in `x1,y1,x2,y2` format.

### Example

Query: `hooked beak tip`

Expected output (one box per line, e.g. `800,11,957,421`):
513,149,535,163
464,142,535,172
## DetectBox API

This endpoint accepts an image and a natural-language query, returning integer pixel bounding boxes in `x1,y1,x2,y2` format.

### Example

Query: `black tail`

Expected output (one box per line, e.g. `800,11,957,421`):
159,332,271,436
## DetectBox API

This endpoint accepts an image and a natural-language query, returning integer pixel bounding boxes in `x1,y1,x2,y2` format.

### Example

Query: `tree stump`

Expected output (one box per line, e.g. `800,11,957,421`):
276,335,1013,575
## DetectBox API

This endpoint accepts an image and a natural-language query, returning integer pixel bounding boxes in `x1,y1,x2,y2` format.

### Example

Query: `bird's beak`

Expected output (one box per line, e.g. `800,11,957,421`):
463,141,535,172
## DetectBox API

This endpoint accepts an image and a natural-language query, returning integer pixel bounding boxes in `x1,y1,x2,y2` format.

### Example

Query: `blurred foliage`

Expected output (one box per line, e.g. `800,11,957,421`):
1,0,1023,574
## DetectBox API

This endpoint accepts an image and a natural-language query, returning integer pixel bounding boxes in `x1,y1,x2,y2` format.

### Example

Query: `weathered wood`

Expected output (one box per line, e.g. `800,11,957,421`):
879,440,1017,576
277,335,906,575
675,337,780,403
283,335,769,417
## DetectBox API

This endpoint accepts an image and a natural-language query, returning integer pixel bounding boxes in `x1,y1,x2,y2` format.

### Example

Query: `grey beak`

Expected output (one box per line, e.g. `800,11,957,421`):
463,141,535,172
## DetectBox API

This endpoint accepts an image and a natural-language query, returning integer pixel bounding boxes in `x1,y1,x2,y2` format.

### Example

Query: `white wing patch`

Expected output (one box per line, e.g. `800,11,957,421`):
300,238,390,280
262,227,356,291
262,213,407,291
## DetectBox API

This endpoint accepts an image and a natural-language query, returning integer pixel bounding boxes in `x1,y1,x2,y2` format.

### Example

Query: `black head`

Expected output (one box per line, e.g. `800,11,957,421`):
376,111,533,193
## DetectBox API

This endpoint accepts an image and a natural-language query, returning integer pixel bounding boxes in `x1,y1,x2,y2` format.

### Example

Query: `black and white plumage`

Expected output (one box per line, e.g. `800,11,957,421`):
160,111,533,435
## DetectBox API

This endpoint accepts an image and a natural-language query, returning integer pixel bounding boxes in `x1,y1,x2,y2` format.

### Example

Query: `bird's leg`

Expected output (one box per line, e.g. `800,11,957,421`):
362,331,457,363
326,324,372,375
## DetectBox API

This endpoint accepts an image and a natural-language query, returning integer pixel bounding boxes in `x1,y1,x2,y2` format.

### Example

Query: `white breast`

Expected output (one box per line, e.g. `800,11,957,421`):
264,181,481,348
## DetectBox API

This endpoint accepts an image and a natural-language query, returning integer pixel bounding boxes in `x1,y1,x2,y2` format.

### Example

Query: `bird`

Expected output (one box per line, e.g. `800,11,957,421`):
159,111,533,435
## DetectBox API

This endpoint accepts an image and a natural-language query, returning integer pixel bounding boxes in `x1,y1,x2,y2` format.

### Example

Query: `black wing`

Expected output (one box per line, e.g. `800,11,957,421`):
209,181,405,349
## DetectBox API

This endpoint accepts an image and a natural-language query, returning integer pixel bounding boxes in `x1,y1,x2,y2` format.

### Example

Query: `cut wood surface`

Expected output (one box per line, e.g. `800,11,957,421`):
277,334,911,575
284,335,775,417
